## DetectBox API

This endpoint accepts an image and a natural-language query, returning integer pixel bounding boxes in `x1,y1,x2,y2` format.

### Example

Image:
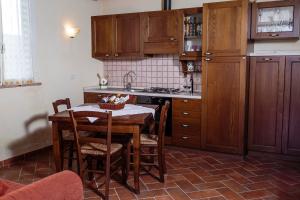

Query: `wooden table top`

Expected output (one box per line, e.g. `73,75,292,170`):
48,104,159,125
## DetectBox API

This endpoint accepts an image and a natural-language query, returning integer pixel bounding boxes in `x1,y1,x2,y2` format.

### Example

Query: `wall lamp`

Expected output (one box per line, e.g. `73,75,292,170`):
64,25,80,38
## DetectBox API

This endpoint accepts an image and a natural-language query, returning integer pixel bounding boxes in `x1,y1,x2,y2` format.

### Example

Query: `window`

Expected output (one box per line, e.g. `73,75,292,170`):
0,0,33,86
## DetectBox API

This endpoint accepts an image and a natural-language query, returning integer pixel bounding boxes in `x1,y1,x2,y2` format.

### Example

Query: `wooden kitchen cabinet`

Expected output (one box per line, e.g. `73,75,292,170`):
92,15,114,58
201,57,247,154
202,0,249,57
172,98,201,149
283,56,300,156
142,10,179,54
251,0,300,40
248,56,285,153
92,13,142,59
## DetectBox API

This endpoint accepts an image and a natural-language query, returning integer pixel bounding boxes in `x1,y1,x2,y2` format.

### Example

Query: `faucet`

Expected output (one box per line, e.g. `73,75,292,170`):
123,70,137,91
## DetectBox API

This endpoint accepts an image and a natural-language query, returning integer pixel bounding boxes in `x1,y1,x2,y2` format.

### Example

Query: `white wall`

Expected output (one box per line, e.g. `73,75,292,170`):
0,0,102,161
100,0,300,55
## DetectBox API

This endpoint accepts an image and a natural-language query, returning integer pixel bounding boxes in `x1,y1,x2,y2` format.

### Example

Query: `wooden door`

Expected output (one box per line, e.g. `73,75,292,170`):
91,15,115,58
248,57,285,153
283,56,300,156
202,0,249,57
201,57,247,154
115,13,142,57
142,10,179,54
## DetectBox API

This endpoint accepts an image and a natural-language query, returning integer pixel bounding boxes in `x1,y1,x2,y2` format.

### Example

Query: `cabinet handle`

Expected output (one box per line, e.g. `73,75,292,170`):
183,99,188,103
105,54,110,57
170,37,176,41
97,95,102,98
269,33,279,37
182,124,190,128
114,53,119,57
205,58,212,61
205,52,212,55
183,112,189,115
264,58,273,61
182,136,190,140
181,52,187,56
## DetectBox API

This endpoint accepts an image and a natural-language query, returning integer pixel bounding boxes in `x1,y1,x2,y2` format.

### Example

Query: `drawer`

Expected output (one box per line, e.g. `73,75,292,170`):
173,98,201,112
172,118,201,137
84,92,103,103
173,110,201,119
173,135,201,149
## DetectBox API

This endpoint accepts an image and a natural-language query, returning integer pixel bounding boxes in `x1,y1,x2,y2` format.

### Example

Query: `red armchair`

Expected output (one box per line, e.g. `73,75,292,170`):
0,170,83,200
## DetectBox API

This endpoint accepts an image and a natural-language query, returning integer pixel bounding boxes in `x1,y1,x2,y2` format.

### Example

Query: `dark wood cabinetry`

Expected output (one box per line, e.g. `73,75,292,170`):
283,56,300,156
142,10,179,54
172,98,201,149
248,57,285,153
92,13,142,59
202,0,249,57
201,57,247,154
92,15,114,58
251,0,300,40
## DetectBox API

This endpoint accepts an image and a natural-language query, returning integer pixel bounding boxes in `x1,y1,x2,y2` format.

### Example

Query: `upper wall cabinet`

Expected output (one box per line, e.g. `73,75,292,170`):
202,0,249,57
92,15,114,58
92,13,142,59
178,7,203,60
251,0,300,40
142,10,179,54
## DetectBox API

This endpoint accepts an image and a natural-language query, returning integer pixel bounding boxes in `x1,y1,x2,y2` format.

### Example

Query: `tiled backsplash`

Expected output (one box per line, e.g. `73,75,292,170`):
103,55,201,91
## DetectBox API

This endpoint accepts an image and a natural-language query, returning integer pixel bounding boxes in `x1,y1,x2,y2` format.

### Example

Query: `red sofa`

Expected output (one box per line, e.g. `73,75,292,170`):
0,170,83,200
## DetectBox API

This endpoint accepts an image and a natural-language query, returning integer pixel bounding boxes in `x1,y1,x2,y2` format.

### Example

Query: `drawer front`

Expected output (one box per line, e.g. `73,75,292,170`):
84,92,103,103
173,135,201,148
172,118,201,137
173,110,201,119
173,98,201,112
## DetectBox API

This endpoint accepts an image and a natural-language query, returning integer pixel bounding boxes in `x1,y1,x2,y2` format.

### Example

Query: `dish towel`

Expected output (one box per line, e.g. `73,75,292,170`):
70,104,155,123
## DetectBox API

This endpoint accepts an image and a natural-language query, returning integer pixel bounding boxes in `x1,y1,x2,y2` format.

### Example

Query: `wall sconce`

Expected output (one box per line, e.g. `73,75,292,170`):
64,25,80,38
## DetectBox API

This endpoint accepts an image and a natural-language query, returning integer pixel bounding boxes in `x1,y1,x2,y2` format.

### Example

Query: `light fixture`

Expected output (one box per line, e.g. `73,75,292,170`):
64,25,80,38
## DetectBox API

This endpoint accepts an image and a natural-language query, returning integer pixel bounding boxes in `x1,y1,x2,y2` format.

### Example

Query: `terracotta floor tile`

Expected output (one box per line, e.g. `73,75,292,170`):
182,173,204,184
176,180,198,193
222,180,248,193
245,181,274,190
240,189,273,199
202,175,229,183
216,187,244,200
195,182,226,191
166,187,191,200
187,189,220,199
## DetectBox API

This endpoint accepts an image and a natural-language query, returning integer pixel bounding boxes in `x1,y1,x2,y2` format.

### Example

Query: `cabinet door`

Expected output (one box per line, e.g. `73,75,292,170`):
283,56,300,156
91,16,115,58
201,57,247,154
248,57,285,153
115,13,142,57
142,11,179,54
202,1,249,57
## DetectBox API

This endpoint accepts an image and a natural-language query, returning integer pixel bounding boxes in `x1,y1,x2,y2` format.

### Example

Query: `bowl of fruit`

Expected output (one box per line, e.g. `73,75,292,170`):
99,94,129,110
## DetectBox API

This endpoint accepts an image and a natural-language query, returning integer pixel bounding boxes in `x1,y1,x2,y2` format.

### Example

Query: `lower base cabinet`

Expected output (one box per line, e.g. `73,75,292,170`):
249,56,300,157
172,98,201,149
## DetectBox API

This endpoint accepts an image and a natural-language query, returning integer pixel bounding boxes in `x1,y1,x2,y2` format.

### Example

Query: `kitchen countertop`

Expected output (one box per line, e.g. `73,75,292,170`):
84,86,202,100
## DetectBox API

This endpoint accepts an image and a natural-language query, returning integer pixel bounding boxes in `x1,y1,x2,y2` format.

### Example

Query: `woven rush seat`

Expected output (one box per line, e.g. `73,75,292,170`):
131,134,158,145
81,143,122,156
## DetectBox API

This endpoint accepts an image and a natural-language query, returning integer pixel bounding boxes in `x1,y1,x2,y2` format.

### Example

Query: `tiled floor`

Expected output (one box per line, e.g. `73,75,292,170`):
1,147,300,200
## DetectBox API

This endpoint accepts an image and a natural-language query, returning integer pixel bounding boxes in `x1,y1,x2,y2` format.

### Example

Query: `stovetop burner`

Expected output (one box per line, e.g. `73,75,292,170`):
142,87,181,94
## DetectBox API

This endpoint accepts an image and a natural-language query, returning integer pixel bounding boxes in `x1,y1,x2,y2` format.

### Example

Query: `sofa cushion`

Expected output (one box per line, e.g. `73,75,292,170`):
0,181,8,196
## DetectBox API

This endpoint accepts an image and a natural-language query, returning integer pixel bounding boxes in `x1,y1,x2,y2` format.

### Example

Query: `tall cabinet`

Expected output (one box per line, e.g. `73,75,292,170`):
201,0,249,154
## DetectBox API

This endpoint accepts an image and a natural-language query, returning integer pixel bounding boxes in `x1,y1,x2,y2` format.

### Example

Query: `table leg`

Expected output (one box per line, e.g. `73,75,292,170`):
52,122,62,172
132,125,141,194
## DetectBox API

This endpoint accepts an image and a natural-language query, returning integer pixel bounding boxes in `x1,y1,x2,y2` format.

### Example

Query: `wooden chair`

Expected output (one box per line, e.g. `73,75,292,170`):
52,98,75,170
69,110,127,200
128,101,170,182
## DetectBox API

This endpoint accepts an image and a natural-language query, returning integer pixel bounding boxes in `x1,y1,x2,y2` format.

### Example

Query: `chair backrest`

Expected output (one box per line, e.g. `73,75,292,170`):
158,101,170,147
52,98,71,113
68,110,113,157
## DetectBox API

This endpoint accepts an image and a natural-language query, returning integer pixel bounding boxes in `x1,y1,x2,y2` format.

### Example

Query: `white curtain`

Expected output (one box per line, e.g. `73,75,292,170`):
1,0,33,85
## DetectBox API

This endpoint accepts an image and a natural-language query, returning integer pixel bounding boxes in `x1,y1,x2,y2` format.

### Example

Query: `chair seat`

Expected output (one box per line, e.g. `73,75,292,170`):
81,143,122,156
131,134,158,145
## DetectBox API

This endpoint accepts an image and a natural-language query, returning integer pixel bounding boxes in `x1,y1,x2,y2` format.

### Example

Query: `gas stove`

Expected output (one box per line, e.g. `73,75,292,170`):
142,87,181,94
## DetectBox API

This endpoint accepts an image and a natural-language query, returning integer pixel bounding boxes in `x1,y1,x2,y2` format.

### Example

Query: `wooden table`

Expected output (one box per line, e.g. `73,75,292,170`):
48,104,158,194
